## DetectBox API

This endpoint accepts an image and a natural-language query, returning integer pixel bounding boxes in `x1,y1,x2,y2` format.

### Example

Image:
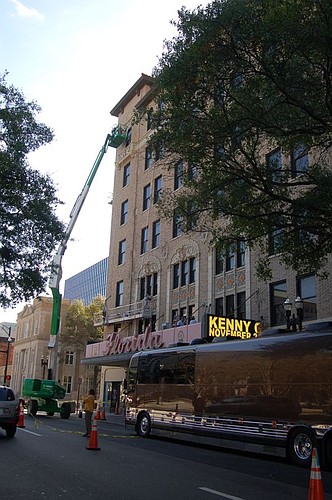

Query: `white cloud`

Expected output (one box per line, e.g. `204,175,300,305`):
9,0,44,21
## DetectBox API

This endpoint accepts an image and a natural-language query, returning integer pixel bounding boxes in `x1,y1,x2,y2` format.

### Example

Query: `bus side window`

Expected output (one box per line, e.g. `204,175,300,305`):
176,352,195,384
138,354,161,384
160,353,177,384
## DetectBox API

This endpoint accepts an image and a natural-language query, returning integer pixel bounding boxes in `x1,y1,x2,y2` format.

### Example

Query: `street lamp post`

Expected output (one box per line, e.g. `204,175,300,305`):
283,297,304,331
1,324,12,386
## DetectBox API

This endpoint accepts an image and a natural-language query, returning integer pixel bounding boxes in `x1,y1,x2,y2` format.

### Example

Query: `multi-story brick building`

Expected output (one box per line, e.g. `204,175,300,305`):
84,74,332,409
86,74,249,408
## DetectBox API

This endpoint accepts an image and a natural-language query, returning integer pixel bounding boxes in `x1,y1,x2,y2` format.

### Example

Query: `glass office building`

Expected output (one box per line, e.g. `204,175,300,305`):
64,258,108,305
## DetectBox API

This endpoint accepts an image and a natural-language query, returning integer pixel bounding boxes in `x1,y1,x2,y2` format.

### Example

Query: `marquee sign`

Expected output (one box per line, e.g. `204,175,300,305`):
207,314,262,340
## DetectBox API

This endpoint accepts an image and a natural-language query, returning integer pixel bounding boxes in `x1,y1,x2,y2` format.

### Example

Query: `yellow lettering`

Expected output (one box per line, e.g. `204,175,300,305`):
242,320,251,332
234,320,243,332
209,316,218,329
218,317,226,329
254,321,261,334
226,318,234,332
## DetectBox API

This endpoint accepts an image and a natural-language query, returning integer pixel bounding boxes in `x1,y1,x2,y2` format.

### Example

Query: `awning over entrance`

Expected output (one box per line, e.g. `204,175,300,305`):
81,352,132,368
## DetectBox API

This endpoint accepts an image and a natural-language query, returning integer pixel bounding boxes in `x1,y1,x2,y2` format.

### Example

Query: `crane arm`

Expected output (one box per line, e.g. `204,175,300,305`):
48,128,126,339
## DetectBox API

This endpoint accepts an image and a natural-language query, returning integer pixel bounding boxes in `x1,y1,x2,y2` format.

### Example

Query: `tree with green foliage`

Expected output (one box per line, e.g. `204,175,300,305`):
148,0,332,278
60,296,105,349
0,71,65,307
60,296,104,395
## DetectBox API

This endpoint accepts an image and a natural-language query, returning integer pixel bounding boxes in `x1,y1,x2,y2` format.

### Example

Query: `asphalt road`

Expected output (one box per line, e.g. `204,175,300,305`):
0,412,331,499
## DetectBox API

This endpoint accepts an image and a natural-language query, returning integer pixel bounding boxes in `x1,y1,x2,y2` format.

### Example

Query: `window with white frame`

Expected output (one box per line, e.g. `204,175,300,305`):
174,160,184,190
118,239,126,265
120,200,128,225
115,281,124,307
154,175,162,203
152,220,160,248
63,375,72,393
141,226,149,254
143,184,151,211
65,351,74,365
123,163,130,187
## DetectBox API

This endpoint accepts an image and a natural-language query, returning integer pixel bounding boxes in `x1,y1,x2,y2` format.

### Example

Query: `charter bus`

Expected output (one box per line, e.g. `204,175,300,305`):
125,325,332,468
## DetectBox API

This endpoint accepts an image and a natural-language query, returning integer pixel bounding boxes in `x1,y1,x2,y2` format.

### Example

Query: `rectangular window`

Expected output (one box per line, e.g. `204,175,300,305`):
215,297,223,316
141,226,149,254
65,351,74,365
181,260,188,286
291,145,309,176
269,225,283,255
270,281,287,326
143,184,151,211
146,274,152,296
267,148,282,183
145,147,153,170
140,273,158,300
152,220,160,248
216,250,224,275
173,263,180,289
63,375,72,394
226,295,235,317
189,257,196,283
125,127,132,147
140,277,146,301
236,291,246,319
173,209,183,238
154,175,162,204
152,272,158,296
187,201,198,230
123,163,130,187
174,160,184,190
188,164,197,180
297,275,317,321
237,240,245,267
147,108,153,130
226,242,235,271
116,281,124,307
120,200,128,225
155,141,164,161
118,239,126,265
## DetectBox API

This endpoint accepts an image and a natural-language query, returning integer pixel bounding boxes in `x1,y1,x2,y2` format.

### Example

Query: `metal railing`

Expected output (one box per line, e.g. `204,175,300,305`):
94,300,148,326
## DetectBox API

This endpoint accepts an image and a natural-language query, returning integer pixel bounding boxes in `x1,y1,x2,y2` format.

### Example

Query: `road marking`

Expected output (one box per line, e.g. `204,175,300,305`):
17,428,42,437
199,487,245,500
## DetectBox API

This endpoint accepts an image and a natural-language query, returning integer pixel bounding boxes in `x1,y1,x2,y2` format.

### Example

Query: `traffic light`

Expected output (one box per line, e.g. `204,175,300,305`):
5,375,11,381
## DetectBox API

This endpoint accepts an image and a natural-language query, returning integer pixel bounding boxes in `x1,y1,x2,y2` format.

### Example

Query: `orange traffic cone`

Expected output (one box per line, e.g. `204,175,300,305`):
86,418,100,451
95,404,100,420
100,405,106,420
17,402,25,428
308,448,325,500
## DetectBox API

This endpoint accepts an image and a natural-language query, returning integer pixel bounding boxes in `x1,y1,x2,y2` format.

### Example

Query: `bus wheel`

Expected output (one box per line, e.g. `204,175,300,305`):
136,412,151,437
287,427,316,467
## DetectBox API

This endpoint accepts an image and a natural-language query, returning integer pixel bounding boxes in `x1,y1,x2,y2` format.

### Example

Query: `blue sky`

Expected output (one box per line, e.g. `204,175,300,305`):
0,0,208,322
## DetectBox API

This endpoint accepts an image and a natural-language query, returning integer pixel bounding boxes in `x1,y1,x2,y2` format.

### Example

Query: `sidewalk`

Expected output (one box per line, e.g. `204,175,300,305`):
103,411,125,426
74,410,125,427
